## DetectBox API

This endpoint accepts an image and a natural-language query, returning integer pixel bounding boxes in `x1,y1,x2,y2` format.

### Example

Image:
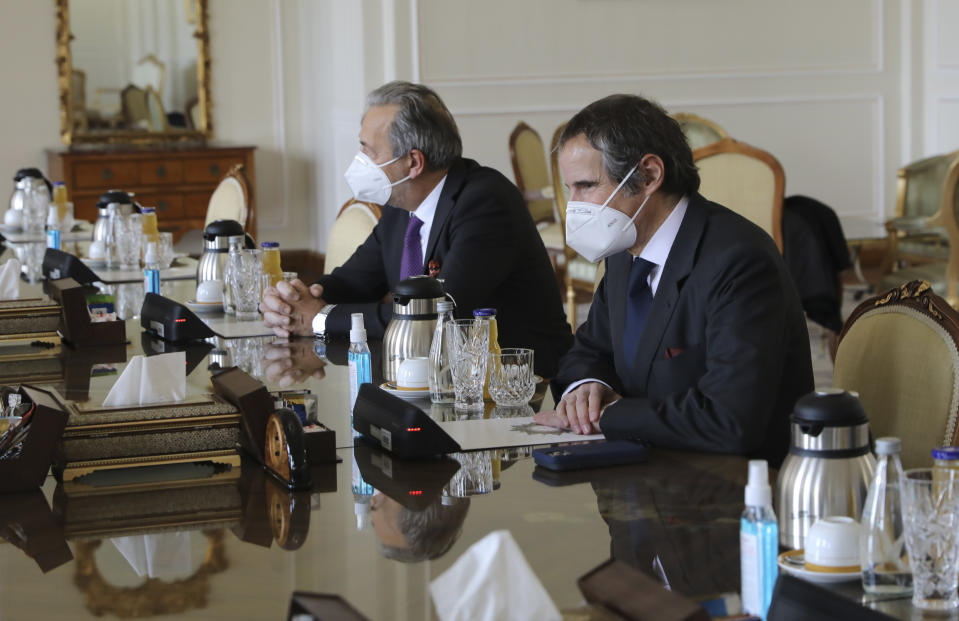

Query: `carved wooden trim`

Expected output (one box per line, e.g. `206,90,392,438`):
73,530,228,617
55,0,72,145
840,279,959,344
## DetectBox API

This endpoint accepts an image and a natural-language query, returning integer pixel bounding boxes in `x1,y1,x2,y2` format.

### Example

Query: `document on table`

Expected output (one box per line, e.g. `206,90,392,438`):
436,416,603,451
201,316,275,338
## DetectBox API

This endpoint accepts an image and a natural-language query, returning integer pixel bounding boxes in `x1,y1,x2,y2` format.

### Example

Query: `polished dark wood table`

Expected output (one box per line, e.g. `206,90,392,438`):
0,257,942,620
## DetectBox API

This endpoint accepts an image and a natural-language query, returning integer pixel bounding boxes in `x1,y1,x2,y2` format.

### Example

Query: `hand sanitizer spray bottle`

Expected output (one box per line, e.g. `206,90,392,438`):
46,205,61,250
741,459,778,620
347,313,372,435
143,242,160,295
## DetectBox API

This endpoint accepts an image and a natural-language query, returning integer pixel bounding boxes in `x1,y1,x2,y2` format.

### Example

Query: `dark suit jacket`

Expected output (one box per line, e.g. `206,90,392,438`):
319,157,573,378
552,193,814,465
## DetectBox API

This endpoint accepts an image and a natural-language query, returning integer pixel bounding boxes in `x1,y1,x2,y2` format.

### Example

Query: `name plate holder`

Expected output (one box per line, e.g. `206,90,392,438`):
0,385,69,493
212,367,336,491
46,278,126,347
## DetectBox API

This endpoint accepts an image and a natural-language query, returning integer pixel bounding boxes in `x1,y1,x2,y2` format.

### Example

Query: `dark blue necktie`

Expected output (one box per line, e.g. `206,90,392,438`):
623,258,655,376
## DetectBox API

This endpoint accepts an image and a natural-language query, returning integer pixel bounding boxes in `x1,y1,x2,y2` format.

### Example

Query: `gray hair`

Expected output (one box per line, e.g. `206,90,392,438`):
366,81,463,171
559,94,700,196
378,497,470,563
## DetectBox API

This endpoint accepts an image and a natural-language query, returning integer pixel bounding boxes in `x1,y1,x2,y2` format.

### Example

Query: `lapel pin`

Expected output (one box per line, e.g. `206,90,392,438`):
428,260,441,278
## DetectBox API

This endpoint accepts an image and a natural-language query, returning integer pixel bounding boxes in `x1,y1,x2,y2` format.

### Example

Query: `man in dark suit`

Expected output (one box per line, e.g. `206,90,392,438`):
534,94,813,465
262,81,571,377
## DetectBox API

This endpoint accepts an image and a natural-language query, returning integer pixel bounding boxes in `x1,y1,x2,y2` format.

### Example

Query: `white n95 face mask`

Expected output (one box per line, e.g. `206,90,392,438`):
565,164,649,263
344,151,410,205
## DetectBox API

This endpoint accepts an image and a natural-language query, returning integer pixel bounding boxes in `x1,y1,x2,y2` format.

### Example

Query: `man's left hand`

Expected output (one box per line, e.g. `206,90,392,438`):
533,381,621,434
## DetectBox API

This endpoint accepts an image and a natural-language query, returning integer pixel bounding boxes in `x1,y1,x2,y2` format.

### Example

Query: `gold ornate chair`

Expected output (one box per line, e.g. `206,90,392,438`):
508,122,563,268
145,86,169,132
833,280,959,469
671,112,729,151
121,84,149,131
879,151,959,307
324,199,382,274
205,164,254,234
132,54,167,98
693,138,785,252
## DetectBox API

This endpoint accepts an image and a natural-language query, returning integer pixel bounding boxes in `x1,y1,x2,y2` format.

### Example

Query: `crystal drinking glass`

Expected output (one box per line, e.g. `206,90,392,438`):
112,213,142,269
901,468,959,611
445,318,489,411
155,232,175,268
21,186,48,235
488,348,535,407
228,248,263,321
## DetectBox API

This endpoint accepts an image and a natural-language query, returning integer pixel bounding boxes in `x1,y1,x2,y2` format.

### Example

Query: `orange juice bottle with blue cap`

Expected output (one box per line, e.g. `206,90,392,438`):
52,182,69,221
473,308,500,400
261,241,283,287
140,207,159,246
933,446,959,497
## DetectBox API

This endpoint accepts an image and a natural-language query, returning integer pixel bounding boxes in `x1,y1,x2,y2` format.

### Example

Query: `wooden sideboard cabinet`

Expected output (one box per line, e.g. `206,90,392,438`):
47,145,256,242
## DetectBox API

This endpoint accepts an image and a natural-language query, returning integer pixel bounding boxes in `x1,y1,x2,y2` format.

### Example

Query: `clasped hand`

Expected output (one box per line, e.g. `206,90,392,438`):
264,338,327,387
260,279,326,338
532,381,621,435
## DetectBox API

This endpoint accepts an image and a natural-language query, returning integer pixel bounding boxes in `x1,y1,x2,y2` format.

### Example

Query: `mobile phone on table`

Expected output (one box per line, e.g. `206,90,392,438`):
532,440,648,471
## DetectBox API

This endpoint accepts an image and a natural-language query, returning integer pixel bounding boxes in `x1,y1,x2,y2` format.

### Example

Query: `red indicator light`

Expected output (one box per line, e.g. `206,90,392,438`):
406,427,421,432
409,490,423,496
175,318,187,323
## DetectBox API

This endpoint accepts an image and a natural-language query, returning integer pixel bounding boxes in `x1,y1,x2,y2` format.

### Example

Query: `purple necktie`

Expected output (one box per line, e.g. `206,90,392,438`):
399,214,424,280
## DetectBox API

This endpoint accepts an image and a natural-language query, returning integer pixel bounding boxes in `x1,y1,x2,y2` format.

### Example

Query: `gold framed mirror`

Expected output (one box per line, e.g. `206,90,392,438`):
55,0,211,146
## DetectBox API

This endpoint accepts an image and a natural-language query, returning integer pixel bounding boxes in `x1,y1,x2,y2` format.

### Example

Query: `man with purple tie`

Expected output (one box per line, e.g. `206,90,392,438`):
261,81,571,377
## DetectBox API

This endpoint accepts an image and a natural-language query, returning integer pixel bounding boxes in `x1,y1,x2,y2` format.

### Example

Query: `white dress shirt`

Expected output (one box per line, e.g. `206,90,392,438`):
562,195,689,399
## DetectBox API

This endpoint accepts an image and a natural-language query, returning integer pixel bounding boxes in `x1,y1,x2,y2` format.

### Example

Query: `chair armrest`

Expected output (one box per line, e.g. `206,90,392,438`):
886,216,930,233
900,154,952,175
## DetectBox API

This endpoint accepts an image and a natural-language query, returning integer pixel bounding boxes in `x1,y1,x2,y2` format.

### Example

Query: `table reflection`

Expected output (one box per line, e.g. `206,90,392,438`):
0,246,925,619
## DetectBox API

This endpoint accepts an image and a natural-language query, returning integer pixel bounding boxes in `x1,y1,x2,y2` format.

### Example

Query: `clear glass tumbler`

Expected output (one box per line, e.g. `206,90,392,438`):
901,468,959,611
488,348,535,407
228,248,263,320
444,318,489,411
21,187,48,235
155,232,175,268
112,213,143,269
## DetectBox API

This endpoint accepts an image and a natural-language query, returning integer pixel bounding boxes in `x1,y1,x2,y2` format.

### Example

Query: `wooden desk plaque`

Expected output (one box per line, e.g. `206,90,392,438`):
233,459,318,549
212,367,336,489
211,366,274,462
46,278,126,347
578,559,710,621
265,408,313,491
0,489,73,573
0,385,70,493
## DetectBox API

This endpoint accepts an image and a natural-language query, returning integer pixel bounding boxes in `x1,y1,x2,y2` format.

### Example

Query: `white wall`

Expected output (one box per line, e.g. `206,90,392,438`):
2,0,958,251
419,0,896,222
0,1,60,196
